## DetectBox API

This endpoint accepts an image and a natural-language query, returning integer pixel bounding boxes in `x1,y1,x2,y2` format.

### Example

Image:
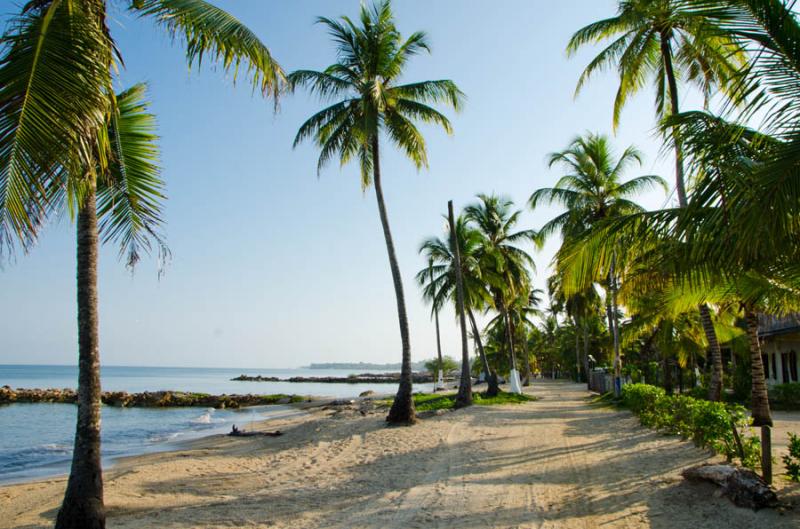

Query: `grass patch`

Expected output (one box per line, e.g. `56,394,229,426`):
378,391,536,412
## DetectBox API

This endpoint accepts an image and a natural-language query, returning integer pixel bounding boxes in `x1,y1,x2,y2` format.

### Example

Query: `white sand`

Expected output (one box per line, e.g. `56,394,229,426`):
2,380,798,528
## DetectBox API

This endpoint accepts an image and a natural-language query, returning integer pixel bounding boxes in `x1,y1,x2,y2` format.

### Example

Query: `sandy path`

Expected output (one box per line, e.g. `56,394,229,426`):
2,380,799,528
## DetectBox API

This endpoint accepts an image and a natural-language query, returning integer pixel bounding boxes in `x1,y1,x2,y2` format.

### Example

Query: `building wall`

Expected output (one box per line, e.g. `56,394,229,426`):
761,336,800,386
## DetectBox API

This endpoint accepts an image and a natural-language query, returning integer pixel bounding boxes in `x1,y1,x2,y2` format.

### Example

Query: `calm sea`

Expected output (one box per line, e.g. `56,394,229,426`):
0,364,428,484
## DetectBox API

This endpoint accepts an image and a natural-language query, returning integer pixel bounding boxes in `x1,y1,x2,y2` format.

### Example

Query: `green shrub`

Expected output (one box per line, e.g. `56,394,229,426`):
688,385,708,400
621,383,665,415
621,383,760,469
770,383,800,410
783,433,800,482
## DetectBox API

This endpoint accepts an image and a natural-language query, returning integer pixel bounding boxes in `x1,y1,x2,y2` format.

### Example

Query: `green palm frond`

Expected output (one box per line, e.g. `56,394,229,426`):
98,83,168,270
569,0,747,130
0,0,115,255
131,0,285,98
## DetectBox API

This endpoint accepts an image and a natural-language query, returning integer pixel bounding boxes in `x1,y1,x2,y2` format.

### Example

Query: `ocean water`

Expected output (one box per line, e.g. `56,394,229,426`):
0,364,430,484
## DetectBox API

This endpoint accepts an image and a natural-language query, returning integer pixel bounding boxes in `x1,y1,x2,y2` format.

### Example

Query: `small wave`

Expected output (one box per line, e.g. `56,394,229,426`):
148,432,182,443
191,409,226,425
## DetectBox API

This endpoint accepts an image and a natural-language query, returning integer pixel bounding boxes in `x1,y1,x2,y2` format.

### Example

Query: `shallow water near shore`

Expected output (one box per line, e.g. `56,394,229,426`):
0,364,432,483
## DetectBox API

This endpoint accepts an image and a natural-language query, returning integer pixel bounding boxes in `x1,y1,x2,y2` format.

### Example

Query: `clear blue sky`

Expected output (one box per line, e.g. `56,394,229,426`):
1,0,699,368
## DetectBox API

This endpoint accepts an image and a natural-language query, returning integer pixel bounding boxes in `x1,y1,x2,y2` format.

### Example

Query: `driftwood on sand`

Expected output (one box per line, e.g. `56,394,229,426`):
681,464,778,510
228,425,283,437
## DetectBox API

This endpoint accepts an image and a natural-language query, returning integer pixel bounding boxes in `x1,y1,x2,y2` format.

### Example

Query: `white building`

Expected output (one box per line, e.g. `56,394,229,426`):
759,314,800,386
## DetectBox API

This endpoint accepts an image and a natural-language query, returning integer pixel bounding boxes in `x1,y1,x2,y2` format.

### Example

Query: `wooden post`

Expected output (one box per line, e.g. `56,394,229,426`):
449,200,472,408
761,426,772,484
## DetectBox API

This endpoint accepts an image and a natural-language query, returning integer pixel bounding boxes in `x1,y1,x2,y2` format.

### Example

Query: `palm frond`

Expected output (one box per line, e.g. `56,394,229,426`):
0,0,115,255
98,83,168,270
132,0,285,98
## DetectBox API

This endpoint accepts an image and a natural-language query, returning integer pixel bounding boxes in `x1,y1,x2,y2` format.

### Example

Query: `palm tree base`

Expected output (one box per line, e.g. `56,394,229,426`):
485,372,500,397
55,496,105,529
386,385,417,425
509,369,523,394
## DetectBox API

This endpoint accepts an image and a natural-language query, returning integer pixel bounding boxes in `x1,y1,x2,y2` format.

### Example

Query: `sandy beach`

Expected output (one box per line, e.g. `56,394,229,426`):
2,380,798,529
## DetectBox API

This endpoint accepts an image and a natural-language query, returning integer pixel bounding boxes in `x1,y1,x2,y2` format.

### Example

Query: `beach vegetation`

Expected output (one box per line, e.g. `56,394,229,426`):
622,383,760,469
783,433,800,482
379,391,535,412
423,356,458,375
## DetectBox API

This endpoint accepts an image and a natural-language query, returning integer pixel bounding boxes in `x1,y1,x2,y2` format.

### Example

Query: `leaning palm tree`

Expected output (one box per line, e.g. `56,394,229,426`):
0,3,283,527
567,0,746,400
289,0,463,425
531,133,665,394
465,194,537,393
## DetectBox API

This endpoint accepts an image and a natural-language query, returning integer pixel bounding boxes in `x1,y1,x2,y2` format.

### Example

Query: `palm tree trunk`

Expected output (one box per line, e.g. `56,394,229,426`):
583,321,590,389
56,183,105,529
448,201,472,408
660,33,688,208
662,33,726,395
499,300,518,372
663,351,673,396
468,308,499,396
745,310,773,483
373,138,415,425
520,323,532,386
509,315,531,386
608,255,622,395
574,315,581,383
429,263,444,389
745,310,772,426
701,304,724,401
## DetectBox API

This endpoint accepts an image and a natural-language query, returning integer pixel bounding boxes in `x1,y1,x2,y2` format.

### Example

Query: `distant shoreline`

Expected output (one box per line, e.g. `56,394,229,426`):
304,362,427,371
232,372,446,384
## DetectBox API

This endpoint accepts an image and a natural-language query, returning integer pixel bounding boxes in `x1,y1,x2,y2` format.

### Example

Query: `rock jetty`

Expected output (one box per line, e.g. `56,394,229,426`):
0,386,305,409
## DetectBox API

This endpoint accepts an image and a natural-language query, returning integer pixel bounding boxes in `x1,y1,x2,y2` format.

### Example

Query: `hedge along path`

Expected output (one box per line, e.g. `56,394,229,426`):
620,383,762,469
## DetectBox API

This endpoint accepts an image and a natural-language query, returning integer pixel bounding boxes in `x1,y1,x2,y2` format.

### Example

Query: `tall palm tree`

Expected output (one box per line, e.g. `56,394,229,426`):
427,258,445,389
289,0,463,425
518,287,544,385
0,3,283,527
418,214,500,395
531,133,665,393
465,194,537,392
567,0,746,400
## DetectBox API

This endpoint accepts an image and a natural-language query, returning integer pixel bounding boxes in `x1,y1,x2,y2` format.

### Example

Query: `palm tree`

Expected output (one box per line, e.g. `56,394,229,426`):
568,0,745,205
518,288,544,385
531,133,665,393
567,0,746,400
418,213,500,395
289,0,463,425
0,3,282,527
447,200,472,407
465,194,537,393
427,258,445,389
